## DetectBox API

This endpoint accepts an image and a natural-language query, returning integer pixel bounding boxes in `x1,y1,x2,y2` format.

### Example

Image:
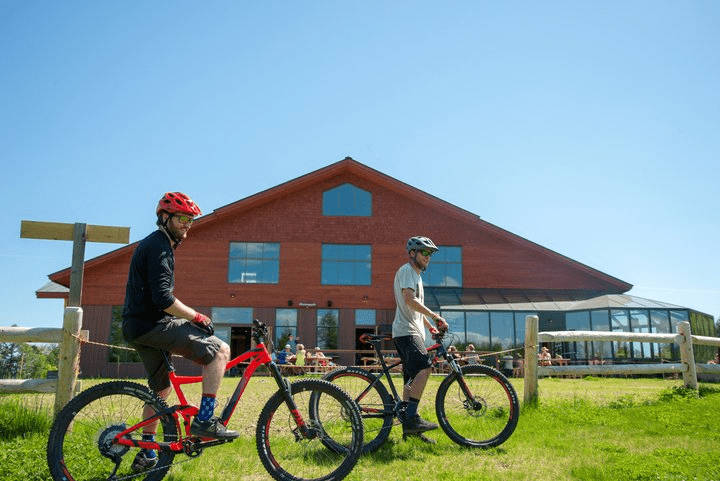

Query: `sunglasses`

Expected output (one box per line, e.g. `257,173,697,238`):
418,249,433,257
174,214,194,225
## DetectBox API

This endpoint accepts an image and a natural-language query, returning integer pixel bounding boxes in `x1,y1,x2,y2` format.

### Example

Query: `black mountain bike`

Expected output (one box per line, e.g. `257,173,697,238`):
322,331,519,453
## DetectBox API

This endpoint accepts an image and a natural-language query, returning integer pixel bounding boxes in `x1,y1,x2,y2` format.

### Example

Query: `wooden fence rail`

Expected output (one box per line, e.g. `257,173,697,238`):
0,307,85,414
523,315,720,405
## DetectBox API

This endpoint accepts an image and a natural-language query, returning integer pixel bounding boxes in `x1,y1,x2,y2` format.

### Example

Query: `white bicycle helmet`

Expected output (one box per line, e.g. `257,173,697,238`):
406,236,439,254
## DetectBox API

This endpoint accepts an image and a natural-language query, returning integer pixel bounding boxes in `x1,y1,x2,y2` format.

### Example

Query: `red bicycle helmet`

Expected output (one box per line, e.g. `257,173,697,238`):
156,192,202,216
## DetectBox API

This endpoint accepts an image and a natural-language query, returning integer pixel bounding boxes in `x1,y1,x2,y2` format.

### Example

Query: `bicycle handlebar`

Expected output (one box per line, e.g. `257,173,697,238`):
359,328,448,345
252,319,269,345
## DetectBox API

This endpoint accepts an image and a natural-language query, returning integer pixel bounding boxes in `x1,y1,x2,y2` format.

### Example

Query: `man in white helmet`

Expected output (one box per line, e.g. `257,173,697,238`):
392,236,448,443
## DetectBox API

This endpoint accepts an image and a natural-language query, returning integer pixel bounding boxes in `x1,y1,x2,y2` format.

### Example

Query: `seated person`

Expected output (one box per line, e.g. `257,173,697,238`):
311,347,328,366
295,344,306,367
447,345,462,360
464,344,480,364
539,346,552,366
276,344,293,365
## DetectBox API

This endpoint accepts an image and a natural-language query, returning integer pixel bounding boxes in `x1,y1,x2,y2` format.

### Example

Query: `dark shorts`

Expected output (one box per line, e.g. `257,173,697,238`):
393,335,433,385
129,318,223,392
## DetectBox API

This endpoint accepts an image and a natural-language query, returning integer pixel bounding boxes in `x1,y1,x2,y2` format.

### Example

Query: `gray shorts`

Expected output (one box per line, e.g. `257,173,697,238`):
393,335,433,386
129,317,223,392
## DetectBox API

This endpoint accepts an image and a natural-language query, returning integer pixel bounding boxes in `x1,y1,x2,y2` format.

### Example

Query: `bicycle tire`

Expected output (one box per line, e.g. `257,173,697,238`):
47,381,178,481
435,364,519,448
321,367,394,453
256,378,363,481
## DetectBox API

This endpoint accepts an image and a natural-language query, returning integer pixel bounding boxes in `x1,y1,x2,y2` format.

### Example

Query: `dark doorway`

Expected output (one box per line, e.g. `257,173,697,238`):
355,327,375,366
230,326,252,359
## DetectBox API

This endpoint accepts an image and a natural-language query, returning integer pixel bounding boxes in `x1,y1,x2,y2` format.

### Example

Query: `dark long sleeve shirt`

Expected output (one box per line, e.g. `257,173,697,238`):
122,229,177,341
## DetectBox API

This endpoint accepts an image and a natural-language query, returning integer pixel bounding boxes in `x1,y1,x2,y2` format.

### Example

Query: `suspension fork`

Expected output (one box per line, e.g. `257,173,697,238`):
447,358,475,400
267,361,312,437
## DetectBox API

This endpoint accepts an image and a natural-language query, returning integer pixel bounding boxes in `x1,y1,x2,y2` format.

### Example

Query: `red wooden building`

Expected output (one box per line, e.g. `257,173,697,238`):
41,157,633,378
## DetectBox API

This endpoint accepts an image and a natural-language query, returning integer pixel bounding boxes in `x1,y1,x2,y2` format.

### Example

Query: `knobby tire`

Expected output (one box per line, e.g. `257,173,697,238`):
435,364,519,448
256,378,363,481
47,381,178,481
321,367,394,454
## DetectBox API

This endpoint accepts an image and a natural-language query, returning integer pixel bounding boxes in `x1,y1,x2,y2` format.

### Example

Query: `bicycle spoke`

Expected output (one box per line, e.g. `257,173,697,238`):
257,379,362,481
436,365,519,448
48,382,178,481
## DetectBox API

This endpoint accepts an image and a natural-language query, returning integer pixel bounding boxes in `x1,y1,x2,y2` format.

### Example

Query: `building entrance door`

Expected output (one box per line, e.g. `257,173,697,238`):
354,327,375,366
230,326,252,358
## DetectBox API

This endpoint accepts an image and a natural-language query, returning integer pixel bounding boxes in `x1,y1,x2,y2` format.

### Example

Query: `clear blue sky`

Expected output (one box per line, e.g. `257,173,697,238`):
1,1,718,330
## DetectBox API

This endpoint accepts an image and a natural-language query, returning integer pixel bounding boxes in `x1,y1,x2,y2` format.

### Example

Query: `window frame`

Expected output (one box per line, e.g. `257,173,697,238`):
322,183,372,216
228,241,280,284
321,243,372,286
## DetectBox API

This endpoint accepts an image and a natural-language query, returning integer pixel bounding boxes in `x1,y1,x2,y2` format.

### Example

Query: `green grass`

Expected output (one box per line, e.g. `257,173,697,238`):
4,376,720,481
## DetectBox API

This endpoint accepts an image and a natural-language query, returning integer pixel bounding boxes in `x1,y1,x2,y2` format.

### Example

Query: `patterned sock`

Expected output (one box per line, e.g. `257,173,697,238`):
141,433,157,459
406,397,420,418
198,394,216,422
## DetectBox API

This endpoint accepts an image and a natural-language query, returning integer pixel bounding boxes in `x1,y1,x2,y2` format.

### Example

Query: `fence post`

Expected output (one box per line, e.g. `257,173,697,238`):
54,307,83,415
678,321,698,392
524,315,539,406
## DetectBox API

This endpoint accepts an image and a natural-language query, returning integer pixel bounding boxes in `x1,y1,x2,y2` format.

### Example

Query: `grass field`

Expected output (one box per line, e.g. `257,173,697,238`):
3,375,720,481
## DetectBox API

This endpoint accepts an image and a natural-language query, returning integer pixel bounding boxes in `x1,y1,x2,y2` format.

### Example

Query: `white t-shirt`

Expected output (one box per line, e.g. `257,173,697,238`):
392,263,425,341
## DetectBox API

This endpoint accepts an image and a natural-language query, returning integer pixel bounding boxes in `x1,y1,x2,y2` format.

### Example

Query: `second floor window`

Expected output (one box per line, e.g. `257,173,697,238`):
229,242,280,284
321,244,371,285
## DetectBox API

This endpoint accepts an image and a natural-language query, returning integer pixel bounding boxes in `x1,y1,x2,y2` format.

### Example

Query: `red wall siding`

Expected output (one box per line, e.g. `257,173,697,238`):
57,162,628,378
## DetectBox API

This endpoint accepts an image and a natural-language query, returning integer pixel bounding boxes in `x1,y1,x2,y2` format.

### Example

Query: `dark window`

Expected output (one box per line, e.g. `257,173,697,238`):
317,309,339,349
275,308,298,349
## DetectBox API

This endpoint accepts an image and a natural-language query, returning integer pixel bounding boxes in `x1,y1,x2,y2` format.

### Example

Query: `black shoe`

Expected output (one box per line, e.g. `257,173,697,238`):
402,414,438,434
131,451,158,472
403,432,437,444
190,416,240,440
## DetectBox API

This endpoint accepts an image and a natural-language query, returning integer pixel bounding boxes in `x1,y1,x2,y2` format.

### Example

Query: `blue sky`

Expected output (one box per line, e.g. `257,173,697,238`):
1,1,718,330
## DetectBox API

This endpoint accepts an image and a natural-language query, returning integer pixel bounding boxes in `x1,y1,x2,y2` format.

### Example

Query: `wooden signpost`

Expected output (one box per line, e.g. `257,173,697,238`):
20,220,130,413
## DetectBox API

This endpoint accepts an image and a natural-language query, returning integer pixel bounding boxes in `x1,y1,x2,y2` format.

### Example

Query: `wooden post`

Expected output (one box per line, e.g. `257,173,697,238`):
54,307,83,415
68,223,87,307
678,321,698,392
524,315,539,406
20,220,129,411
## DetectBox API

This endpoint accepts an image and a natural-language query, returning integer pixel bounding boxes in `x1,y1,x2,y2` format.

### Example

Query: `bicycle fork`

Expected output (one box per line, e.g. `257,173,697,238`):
267,362,315,440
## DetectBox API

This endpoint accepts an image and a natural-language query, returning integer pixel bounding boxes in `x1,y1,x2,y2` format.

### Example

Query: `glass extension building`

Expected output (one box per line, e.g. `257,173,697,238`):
434,293,717,364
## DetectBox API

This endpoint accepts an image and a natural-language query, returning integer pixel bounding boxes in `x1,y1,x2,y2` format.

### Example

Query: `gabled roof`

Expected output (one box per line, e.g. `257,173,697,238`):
43,157,632,295
205,157,482,225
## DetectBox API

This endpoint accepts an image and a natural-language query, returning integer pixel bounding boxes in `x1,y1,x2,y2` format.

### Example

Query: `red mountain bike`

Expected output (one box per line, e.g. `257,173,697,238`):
46,320,363,481
322,331,519,453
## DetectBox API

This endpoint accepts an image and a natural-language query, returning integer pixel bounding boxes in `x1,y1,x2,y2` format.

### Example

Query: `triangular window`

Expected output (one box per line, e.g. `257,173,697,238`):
322,183,372,216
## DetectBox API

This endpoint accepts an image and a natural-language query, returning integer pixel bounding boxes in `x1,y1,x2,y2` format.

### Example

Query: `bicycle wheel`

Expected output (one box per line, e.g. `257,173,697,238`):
256,378,363,481
47,381,178,481
322,367,394,453
435,364,519,448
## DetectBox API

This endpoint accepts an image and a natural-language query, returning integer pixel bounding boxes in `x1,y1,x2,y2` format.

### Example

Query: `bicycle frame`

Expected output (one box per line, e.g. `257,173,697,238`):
359,332,469,408
112,323,302,454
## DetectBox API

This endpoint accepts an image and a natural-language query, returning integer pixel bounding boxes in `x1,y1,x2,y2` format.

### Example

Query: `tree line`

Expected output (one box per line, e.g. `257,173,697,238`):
0,340,59,380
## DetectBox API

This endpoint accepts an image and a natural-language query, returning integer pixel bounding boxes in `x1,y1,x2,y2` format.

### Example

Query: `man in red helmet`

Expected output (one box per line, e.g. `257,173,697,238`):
122,192,238,472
